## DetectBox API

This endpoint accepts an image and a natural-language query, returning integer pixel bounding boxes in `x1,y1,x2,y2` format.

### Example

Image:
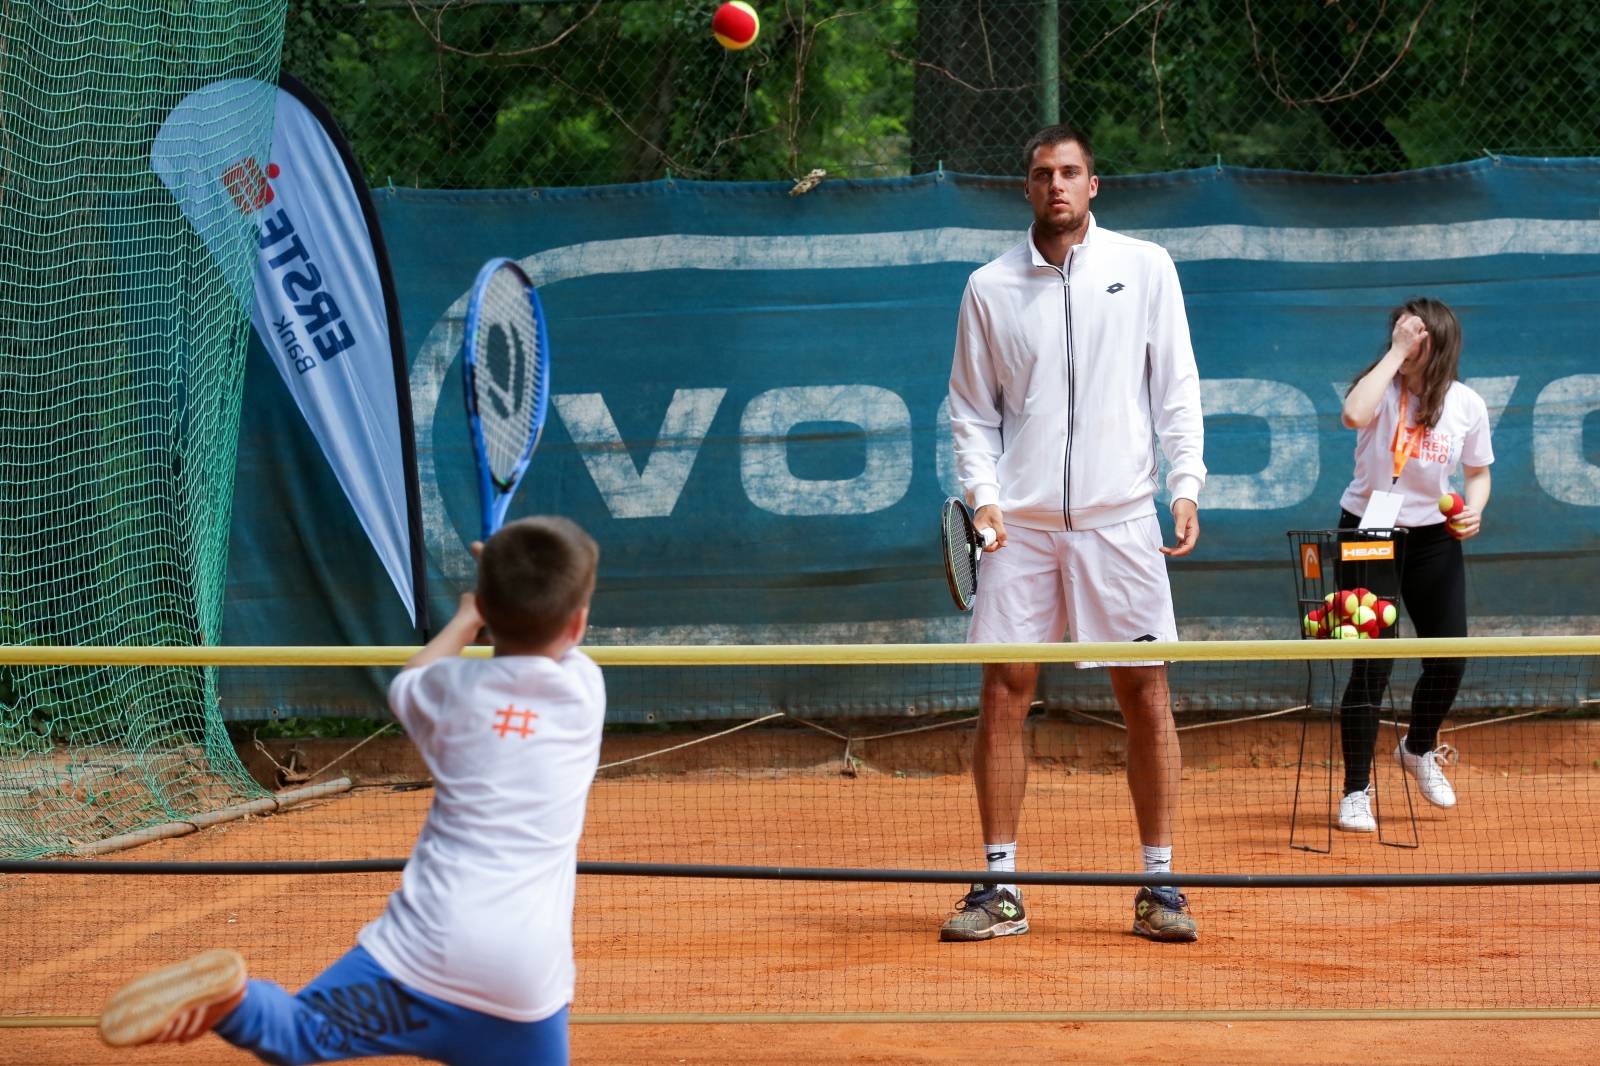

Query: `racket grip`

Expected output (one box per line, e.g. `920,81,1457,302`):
979,527,997,550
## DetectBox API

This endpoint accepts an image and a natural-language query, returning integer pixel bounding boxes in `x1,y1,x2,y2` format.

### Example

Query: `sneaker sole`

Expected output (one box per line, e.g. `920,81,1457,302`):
1132,920,1198,943
940,918,1029,942
99,949,246,1047
1336,821,1377,833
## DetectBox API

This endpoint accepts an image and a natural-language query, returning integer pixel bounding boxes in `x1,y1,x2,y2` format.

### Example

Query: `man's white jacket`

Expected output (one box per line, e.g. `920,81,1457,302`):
948,215,1206,532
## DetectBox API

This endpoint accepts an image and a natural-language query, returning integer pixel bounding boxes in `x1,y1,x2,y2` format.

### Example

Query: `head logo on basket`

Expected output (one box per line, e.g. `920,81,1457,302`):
1301,544,1321,580
1340,541,1395,562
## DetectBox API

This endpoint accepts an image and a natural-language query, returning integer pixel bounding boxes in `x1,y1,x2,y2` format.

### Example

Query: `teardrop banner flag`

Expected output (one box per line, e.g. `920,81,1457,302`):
152,74,429,630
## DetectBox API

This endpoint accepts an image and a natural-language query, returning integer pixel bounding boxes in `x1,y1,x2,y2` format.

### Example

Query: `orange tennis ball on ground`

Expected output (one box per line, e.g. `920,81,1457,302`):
712,1,760,49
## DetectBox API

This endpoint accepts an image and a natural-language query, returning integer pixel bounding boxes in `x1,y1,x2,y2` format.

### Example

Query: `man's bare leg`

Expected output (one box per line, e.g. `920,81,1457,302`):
1110,663,1196,941
1109,665,1178,846
975,661,1039,844
940,662,1037,942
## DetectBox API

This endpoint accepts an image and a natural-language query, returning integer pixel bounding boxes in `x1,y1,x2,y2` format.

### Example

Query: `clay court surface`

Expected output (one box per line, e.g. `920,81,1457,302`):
8,1018,1600,1065
5,720,1599,1063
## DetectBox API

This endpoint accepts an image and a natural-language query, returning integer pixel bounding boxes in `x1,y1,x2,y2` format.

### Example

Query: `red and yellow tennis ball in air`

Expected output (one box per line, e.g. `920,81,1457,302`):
712,1,760,49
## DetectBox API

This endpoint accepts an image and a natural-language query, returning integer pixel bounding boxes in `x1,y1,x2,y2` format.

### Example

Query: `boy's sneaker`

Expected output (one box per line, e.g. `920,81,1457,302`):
1132,886,1198,942
1338,786,1377,832
1394,737,1458,808
99,949,247,1047
939,884,1028,941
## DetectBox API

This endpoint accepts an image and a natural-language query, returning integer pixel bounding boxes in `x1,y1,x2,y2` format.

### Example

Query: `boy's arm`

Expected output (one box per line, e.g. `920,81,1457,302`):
404,594,485,672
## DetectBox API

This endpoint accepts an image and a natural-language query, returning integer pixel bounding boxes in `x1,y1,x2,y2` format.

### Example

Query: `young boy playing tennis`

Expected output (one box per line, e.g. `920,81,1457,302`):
98,516,604,1066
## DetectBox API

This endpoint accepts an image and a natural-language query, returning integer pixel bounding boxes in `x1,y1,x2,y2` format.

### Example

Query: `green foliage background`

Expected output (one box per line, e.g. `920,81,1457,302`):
282,0,1598,187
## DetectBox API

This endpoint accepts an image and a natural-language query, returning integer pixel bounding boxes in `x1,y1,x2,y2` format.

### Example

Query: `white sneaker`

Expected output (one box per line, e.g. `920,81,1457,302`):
1394,738,1457,808
1338,787,1376,832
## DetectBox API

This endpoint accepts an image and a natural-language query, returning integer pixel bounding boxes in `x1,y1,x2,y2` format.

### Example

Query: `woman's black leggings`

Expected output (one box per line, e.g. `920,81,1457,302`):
1337,510,1468,795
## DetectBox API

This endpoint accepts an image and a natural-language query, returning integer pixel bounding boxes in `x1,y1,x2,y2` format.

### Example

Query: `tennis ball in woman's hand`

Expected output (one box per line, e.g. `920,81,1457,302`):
1438,492,1465,518
712,2,760,49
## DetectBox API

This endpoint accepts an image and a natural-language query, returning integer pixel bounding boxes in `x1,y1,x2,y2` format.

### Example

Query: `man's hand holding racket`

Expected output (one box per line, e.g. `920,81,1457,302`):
973,504,1006,551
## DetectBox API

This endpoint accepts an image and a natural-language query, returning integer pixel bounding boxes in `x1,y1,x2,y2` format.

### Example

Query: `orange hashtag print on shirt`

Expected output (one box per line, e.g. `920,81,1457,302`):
491,705,538,739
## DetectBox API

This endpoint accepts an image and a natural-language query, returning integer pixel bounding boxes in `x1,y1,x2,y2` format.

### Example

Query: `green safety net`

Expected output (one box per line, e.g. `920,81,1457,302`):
0,1,288,858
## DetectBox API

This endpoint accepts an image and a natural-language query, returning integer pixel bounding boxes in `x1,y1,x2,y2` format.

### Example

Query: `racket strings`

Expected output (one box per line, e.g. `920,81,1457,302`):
472,266,542,487
942,507,976,604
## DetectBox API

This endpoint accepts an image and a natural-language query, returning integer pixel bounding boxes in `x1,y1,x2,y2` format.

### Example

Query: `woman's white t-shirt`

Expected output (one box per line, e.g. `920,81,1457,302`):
358,650,605,1023
1340,379,1494,528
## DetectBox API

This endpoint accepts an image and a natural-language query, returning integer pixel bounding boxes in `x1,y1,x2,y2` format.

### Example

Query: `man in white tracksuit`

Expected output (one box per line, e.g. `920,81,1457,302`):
943,124,1206,944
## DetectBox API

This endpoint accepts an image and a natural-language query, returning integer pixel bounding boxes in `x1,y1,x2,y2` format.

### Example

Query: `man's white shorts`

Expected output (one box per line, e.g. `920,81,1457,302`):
967,513,1178,668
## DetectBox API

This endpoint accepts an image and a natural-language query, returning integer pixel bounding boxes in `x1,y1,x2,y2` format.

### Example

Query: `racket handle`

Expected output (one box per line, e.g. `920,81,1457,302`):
979,527,997,550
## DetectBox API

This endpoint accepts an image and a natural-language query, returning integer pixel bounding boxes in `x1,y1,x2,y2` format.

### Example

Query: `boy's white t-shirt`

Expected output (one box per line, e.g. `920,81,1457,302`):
1340,379,1494,528
358,649,605,1023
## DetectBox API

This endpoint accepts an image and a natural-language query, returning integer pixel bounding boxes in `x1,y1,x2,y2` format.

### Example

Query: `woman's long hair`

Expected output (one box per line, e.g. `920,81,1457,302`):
1348,297,1462,429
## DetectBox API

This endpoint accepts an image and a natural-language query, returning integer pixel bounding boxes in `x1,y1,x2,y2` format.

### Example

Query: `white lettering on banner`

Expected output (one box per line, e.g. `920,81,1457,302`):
1467,376,1519,433
553,389,726,519
1533,374,1600,505
741,386,912,515
408,221,1600,575
1196,379,1318,509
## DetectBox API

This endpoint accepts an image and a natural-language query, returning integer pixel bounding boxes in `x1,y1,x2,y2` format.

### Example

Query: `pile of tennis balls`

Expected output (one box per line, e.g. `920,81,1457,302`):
1303,587,1397,640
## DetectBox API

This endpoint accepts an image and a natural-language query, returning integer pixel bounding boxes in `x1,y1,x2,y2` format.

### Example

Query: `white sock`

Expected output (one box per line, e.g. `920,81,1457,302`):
985,841,1018,900
1142,844,1172,879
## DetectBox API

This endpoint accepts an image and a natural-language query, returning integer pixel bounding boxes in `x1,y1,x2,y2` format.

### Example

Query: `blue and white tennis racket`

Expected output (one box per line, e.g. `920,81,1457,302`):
461,257,550,539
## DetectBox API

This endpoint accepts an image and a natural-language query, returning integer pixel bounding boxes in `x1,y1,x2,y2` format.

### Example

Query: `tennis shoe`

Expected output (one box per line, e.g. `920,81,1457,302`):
939,884,1028,941
99,949,246,1047
1132,886,1198,942
1394,737,1458,808
1338,786,1377,832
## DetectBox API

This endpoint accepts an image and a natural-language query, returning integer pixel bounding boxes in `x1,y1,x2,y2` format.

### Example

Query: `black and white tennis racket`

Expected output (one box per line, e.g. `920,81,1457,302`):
940,497,997,612
462,257,550,539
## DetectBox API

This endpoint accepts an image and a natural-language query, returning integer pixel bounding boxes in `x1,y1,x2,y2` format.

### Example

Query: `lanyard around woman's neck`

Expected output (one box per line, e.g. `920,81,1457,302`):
1389,388,1426,483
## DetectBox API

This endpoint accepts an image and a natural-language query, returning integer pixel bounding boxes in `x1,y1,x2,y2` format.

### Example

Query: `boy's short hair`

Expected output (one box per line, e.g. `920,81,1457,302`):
1022,122,1095,177
476,516,599,647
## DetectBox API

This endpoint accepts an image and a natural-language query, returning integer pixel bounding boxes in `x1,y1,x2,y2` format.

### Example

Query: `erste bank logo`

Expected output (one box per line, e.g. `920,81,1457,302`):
221,157,279,214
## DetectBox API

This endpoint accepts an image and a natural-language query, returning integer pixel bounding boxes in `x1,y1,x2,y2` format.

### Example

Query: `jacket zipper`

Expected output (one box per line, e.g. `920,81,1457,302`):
1062,247,1076,530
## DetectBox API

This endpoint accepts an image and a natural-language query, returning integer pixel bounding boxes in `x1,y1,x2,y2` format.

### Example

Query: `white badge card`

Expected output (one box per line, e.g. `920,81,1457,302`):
1360,490,1404,530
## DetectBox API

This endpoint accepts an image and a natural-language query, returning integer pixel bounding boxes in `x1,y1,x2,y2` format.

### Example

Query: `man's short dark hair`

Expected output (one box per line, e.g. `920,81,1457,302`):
1022,123,1095,177
476,516,599,647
